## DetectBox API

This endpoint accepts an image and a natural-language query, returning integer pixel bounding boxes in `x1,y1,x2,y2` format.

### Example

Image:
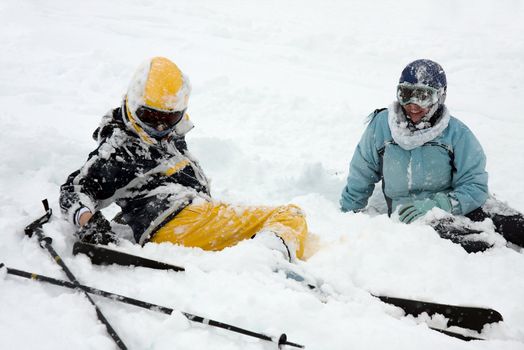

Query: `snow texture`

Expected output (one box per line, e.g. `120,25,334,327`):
1,0,523,349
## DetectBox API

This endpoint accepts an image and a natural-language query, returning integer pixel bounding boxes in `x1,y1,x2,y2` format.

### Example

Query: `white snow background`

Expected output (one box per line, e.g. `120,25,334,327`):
1,0,524,349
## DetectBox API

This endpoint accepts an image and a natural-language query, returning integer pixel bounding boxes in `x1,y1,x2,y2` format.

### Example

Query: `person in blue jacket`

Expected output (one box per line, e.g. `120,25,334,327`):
340,59,524,252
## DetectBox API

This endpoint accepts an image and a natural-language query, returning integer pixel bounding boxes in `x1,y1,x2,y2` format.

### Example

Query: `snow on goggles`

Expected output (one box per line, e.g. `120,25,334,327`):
397,83,439,108
135,106,186,130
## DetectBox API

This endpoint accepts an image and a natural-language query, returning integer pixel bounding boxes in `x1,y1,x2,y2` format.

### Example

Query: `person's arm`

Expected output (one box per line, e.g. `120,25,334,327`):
59,135,133,244
397,120,489,224
340,116,383,212
448,123,489,215
59,133,133,227
59,168,98,226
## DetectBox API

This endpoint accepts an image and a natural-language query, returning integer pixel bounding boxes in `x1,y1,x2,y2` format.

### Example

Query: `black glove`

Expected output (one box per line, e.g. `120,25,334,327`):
431,219,492,253
76,211,118,245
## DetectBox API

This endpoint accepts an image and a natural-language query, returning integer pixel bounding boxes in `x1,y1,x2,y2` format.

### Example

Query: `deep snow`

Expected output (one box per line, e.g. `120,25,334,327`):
1,0,523,349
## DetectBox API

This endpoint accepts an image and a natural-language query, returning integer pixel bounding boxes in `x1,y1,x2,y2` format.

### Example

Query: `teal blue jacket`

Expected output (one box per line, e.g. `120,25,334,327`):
340,108,488,215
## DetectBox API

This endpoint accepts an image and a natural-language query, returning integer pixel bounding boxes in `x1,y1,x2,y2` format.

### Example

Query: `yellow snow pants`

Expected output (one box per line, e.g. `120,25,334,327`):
151,202,309,260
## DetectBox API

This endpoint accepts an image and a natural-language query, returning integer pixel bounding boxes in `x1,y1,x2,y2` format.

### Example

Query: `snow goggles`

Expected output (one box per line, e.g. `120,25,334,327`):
397,83,439,108
135,106,186,130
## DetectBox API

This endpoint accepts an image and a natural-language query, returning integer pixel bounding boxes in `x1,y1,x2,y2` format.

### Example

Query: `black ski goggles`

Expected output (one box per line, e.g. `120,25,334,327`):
397,83,439,108
135,106,186,130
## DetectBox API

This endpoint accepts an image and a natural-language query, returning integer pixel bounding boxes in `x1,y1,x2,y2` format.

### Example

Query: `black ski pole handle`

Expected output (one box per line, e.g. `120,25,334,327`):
24,199,52,238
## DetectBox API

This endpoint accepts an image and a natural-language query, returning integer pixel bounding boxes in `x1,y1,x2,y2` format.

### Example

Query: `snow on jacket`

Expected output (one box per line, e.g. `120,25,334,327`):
340,103,488,216
60,105,211,244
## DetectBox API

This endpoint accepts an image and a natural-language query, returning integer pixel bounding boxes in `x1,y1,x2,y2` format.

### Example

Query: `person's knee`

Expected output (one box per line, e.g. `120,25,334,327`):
494,214,524,247
278,204,306,218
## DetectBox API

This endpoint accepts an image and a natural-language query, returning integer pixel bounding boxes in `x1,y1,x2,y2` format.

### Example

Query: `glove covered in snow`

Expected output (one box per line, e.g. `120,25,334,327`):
76,211,118,245
399,193,452,224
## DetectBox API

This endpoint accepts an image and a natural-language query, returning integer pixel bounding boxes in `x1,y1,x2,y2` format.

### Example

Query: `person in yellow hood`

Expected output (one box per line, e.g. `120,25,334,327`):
60,57,308,261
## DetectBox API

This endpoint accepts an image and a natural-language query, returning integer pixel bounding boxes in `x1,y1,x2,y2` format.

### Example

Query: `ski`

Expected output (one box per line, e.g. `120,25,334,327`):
279,267,501,335
73,241,503,339
374,295,502,333
72,241,185,271
278,269,492,341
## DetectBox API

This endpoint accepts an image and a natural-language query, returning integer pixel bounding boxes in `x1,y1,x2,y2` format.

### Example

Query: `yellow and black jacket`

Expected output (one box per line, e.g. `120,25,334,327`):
59,106,210,244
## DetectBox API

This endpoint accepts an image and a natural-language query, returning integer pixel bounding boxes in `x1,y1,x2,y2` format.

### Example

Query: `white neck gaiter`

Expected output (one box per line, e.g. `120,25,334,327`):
388,102,450,151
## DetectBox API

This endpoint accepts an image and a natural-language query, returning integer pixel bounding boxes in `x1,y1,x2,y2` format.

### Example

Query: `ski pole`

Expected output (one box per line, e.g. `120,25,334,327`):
24,199,127,350
0,263,305,349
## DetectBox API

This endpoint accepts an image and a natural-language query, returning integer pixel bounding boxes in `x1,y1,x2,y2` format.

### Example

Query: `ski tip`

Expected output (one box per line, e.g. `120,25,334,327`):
488,309,504,323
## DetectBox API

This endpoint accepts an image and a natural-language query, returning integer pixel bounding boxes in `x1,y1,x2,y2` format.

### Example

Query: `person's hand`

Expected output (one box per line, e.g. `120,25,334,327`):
398,193,452,224
78,211,93,226
76,211,118,245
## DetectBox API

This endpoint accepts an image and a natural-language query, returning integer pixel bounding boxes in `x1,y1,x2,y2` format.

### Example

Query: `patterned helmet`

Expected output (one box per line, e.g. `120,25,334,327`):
399,59,447,90
397,59,447,109
125,57,192,140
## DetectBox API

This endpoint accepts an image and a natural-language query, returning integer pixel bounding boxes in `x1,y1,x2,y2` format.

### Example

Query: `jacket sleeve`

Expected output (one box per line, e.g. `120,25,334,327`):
340,116,383,212
59,128,134,225
448,122,489,215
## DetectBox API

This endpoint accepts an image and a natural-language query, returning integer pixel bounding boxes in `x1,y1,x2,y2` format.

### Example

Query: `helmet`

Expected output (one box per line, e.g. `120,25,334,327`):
399,59,447,90
125,57,191,140
397,59,447,114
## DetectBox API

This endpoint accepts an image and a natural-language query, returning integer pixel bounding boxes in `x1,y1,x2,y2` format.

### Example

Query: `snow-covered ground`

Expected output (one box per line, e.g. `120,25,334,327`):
1,0,524,349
